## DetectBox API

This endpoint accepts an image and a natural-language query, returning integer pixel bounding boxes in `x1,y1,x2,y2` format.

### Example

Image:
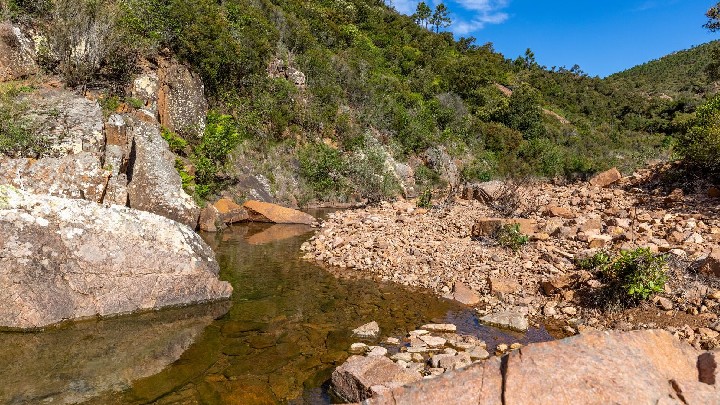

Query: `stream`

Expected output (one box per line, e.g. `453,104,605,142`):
0,216,552,404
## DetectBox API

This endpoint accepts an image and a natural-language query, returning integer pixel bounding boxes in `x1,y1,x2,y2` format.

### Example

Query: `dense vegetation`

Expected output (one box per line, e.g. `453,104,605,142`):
1,0,719,202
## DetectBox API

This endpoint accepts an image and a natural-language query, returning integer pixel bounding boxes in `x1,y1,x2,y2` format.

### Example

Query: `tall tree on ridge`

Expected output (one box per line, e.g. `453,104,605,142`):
430,3,451,33
413,2,431,29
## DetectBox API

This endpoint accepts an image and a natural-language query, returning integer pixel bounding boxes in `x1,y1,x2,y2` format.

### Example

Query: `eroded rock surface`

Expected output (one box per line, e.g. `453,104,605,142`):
20,88,105,156
127,120,200,228
0,23,37,82
0,186,232,329
0,152,110,203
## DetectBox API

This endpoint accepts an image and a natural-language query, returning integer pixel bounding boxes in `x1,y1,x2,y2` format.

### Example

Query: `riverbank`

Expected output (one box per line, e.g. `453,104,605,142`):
302,167,720,349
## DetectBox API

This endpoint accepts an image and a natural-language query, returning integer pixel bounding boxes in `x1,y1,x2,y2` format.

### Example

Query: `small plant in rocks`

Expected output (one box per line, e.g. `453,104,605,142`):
580,248,668,303
496,223,529,252
417,188,433,209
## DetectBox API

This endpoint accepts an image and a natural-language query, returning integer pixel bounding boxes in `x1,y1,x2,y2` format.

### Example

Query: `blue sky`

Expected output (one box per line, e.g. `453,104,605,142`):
390,0,720,77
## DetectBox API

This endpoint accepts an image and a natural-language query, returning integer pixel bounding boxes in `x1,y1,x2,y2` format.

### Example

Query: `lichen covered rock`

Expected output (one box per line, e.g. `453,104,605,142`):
127,120,200,228
0,23,37,82
0,186,232,329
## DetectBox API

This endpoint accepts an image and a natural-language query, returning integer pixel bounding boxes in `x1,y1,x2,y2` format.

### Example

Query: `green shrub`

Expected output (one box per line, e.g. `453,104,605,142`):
161,127,188,155
579,248,668,303
496,223,529,251
575,250,611,270
298,142,345,197
417,188,432,208
602,248,668,301
677,95,720,174
190,111,242,199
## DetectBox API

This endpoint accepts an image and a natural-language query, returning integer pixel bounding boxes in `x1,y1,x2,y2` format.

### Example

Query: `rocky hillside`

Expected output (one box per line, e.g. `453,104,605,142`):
1,0,709,206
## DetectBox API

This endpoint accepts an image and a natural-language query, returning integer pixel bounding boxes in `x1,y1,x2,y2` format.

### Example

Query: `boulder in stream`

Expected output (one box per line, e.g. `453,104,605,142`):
0,186,232,329
243,200,316,225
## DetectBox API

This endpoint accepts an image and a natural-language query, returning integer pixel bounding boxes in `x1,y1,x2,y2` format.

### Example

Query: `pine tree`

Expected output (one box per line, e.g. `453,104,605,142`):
430,3,451,33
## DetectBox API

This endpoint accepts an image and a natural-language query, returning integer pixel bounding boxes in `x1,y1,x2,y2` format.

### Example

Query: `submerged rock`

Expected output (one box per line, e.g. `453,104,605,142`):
0,186,232,329
0,302,229,404
353,321,380,339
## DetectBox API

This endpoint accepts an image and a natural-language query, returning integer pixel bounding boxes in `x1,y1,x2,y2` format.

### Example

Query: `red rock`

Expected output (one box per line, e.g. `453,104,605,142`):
199,205,220,232
213,198,249,224
243,200,315,225
366,330,713,405
366,357,503,405
709,187,720,199
503,330,703,405
488,277,521,295
331,355,422,403
543,205,575,219
452,282,480,305
540,275,571,296
700,249,720,277
589,168,622,188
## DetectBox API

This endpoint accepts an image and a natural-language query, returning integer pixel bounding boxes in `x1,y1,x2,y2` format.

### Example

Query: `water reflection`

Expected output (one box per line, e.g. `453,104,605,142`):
0,302,229,404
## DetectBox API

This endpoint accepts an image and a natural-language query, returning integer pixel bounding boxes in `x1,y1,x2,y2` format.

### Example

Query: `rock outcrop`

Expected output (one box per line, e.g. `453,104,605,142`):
21,88,105,157
0,186,232,329
362,330,719,404
127,120,200,228
0,23,37,82
131,58,208,139
0,152,110,203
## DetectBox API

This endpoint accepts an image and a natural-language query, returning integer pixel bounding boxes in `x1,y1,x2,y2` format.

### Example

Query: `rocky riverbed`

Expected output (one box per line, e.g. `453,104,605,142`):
302,166,720,349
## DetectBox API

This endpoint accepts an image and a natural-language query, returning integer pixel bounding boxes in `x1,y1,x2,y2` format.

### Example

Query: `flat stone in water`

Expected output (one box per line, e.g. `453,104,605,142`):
480,311,529,332
353,321,380,339
420,323,457,333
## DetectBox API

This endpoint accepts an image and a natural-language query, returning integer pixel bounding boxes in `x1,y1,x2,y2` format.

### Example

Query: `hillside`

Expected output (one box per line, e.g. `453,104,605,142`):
0,0,703,205
608,40,720,98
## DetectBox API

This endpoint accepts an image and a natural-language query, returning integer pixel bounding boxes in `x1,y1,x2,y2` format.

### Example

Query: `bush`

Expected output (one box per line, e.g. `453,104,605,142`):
191,111,242,199
579,248,668,303
677,95,720,174
0,85,49,157
496,223,529,251
417,188,432,208
298,142,345,197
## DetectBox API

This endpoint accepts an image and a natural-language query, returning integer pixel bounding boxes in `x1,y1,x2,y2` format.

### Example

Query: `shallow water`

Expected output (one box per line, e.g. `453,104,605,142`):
0,219,552,404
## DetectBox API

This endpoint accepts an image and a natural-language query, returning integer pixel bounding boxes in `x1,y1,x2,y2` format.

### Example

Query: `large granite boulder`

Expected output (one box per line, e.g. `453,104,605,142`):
0,152,110,203
158,59,208,138
364,330,719,405
0,186,232,329
0,23,37,82
127,120,200,228
131,58,208,139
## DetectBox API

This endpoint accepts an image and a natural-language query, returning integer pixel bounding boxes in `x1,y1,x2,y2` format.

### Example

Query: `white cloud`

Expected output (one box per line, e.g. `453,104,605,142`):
389,0,510,34
390,0,421,15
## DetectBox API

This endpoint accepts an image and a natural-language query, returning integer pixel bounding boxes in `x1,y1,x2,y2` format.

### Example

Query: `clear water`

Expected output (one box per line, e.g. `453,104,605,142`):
0,220,552,404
